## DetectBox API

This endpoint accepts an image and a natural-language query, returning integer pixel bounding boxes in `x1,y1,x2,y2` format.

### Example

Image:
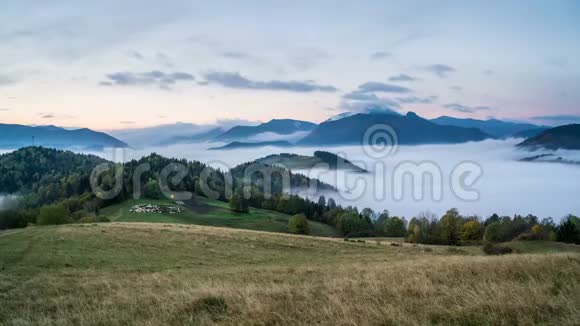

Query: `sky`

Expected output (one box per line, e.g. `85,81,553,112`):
1,0,579,130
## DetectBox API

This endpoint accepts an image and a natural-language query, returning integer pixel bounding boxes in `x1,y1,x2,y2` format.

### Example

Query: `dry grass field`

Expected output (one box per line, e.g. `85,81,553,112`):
1,223,579,325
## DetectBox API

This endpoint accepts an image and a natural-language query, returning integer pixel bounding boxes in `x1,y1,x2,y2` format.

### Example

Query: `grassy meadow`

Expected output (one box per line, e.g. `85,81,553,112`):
100,197,340,237
1,223,579,325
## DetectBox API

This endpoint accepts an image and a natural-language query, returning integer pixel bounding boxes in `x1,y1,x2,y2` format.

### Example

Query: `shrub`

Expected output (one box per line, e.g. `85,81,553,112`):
143,179,163,199
482,242,513,255
0,210,23,230
189,295,228,316
78,216,95,224
229,193,249,213
96,216,111,223
288,214,310,235
556,215,580,244
37,204,70,225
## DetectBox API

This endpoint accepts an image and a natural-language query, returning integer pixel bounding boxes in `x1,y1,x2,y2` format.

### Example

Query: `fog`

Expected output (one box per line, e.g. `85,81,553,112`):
0,195,19,211
87,139,580,221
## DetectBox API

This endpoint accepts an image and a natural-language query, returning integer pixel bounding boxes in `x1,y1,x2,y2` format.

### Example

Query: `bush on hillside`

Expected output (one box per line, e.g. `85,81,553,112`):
288,214,310,235
37,204,70,225
482,242,513,255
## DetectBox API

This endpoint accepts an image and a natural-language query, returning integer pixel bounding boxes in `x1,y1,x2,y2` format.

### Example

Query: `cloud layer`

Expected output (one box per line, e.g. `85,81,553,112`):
203,72,338,93
424,64,455,78
100,71,195,89
444,103,492,113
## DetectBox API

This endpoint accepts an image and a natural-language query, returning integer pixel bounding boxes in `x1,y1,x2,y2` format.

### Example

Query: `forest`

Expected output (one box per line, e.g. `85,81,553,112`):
1,146,579,246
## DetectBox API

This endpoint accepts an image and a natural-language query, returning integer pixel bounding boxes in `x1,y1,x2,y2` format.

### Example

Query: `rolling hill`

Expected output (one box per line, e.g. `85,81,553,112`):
256,151,368,172
299,112,491,146
0,123,127,150
100,197,340,237
517,124,580,150
0,223,578,325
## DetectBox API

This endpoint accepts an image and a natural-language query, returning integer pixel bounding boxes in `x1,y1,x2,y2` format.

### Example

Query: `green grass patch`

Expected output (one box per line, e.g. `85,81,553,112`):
99,197,340,237
501,240,580,254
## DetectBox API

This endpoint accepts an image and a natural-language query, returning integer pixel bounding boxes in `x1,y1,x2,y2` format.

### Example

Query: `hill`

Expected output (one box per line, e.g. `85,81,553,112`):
431,116,544,138
517,124,580,150
0,147,107,206
0,123,127,150
100,197,340,237
256,151,368,172
216,119,316,141
299,112,491,146
512,127,550,139
0,223,578,325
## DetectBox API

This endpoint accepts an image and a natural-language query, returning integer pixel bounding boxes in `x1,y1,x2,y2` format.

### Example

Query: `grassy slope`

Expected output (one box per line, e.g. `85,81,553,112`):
0,223,579,325
99,197,340,237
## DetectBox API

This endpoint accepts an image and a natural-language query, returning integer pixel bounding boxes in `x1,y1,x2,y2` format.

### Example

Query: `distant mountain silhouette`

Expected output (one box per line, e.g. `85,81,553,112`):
517,124,580,150
215,119,316,141
157,127,224,145
208,141,293,150
324,105,401,122
0,124,127,150
431,116,544,138
299,112,491,146
511,127,550,139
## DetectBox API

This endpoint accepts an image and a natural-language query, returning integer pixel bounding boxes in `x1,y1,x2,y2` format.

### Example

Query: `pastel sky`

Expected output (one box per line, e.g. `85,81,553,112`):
1,0,579,130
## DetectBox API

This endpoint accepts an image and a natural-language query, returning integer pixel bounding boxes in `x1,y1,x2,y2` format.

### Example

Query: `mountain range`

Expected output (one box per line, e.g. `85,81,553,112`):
214,119,316,141
209,141,293,150
0,124,127,150
299,112,491,146
0,111,562,151
430,116,547,138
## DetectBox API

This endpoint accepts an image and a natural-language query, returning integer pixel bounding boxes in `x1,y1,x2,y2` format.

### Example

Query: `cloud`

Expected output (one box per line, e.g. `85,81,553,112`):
127,50,144,60
100,71,195,89
423,64,455,78
0,75,17,86
342,91,381,101
203,71,337,92
221,51,251,60
338,101,401,115
370,51,392,60
483,69,494,76
37,112,76,120
120,121,136,125
0,108,11,111
396,95,437,104
388,74,417,82
156,52,173,67
357,82,411,93
531,115,580,124
444,103,492,113
340,91,401,114
450,86,463,92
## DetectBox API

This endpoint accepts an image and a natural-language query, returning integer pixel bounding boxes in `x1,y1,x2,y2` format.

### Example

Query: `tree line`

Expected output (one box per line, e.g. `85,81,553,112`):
1,147,579,246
